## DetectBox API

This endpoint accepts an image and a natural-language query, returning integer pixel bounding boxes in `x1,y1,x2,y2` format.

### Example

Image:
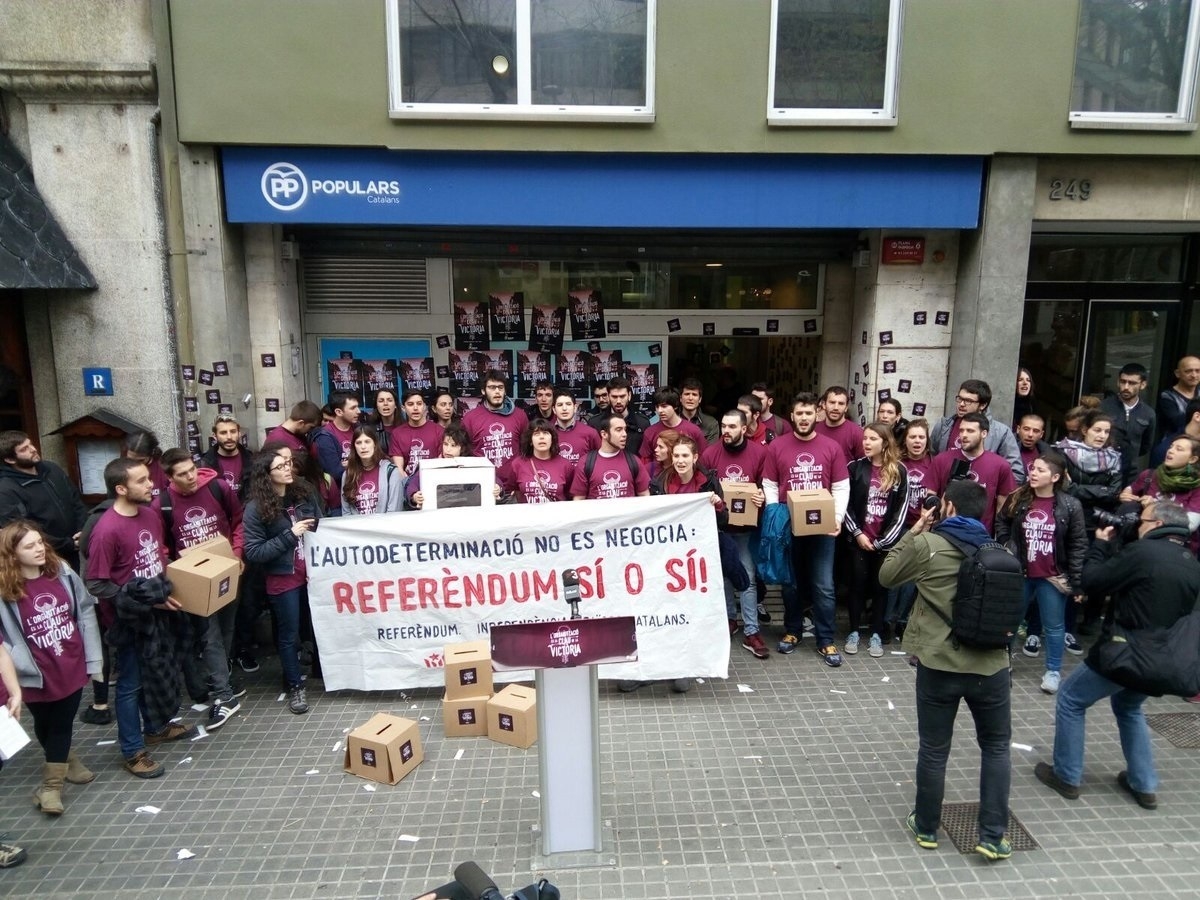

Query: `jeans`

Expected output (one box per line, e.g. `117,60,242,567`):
782,534,836,645
885,581,917,626
115,642,149,757
181,612,236,703
1025,578,1066,672
914,664,1012,844
724,532,759,637
1052,662,1156,792
270,587,305,689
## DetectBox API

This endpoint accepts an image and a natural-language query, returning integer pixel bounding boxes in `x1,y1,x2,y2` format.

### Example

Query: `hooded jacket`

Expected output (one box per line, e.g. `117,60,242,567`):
0,461,88,558
0,566,103,689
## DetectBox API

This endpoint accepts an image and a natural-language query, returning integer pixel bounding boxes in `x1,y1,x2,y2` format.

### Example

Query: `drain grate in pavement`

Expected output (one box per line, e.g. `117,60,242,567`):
939,803,1040,854
1146,712,1200,749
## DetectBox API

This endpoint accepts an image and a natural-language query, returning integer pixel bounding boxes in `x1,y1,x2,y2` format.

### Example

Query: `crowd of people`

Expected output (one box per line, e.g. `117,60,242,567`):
0,359,1196,868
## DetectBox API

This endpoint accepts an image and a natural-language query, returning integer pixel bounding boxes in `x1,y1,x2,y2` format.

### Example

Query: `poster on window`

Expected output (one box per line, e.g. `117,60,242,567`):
625,363,659,411
489,291,526,342
327,359,365,404
529,305,567,354
591,349,624,387
475,349,515,395
454,300,490,351
556,349,592,396
516,351,552,399
398,357,435,398
449,350,483,398
361,359,399,402
568,289,604,341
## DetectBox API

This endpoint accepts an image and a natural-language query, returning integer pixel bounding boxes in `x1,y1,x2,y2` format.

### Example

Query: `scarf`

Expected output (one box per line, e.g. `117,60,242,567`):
1155,462,1200,495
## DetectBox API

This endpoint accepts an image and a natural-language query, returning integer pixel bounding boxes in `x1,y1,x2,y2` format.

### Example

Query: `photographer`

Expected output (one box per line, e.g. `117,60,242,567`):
1034,500,1200,811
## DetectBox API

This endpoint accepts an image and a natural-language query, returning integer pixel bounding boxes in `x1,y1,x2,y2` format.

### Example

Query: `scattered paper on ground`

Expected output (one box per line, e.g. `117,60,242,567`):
277,693,286,702
332,741,342,752
397,834,420,843
135,805,161,815
342,727,351,734
742,755,762,760
887,701,895,710
306,768,319,775
191,725,208,741
190,703,207,712
1012,742,1034,752
830,689,847,695
363,784,376,792
419,716,430,722
736,684,755,693
97,739,116,746
453,748,465,761
881,676,891,683
532,790,541,797
178,757,192,765
891,651,907,656
176,849,195,860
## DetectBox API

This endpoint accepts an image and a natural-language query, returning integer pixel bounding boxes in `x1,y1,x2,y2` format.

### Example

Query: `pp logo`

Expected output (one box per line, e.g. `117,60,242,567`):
261,162,307,211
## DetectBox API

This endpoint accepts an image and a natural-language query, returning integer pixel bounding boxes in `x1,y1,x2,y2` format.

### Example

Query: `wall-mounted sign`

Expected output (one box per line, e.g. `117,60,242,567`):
881,237,925,265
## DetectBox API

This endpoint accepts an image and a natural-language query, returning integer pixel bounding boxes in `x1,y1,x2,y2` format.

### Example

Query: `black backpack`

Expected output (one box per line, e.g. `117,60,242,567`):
929,532,1026,650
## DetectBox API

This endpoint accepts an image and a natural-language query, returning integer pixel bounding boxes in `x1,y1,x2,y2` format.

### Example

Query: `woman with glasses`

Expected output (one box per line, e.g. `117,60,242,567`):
996,455,1087,694
243,451,320,714
342,427,404,515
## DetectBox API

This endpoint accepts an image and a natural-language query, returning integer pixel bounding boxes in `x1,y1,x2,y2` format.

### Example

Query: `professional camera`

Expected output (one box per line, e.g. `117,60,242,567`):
1093,509,1139,531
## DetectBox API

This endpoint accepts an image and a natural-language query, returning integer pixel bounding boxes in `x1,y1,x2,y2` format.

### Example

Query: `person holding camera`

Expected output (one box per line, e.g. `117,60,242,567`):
879,480,1014,861
995,455,1088,694
1034,500,1200,810
1119,435,1200,549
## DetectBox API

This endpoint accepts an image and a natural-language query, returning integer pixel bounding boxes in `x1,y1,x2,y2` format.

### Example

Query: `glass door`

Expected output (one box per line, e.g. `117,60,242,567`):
1080,302,1177,404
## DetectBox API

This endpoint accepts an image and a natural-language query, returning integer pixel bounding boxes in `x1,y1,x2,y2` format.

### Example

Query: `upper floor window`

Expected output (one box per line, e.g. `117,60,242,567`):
387,0,655,122
1071,0,1200,130
767,0,903,126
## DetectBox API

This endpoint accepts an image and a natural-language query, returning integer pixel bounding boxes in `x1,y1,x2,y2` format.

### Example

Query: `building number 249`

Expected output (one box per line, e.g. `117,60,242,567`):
1048,178,1092,201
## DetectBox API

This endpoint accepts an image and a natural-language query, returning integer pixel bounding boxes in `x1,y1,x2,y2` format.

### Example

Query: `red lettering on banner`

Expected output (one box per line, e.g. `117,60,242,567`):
399,577,417,611
334,583,355,613
418,578,438,607
377,579,395,612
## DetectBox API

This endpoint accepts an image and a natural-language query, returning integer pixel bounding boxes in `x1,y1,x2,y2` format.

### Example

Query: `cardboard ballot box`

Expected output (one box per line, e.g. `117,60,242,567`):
722,481,760,527
167,538,241,616
487,684,537,749
442,693,491,737
419,457,496,510
444,640,495,699
787,489,836,537
343,714,423,785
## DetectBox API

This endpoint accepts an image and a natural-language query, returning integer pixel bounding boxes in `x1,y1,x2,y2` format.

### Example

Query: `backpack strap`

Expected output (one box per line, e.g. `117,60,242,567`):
583,450,598,481
924,530,978,638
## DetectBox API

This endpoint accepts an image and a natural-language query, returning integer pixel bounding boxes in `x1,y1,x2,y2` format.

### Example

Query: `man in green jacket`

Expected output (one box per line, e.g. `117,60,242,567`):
879,480,1013,862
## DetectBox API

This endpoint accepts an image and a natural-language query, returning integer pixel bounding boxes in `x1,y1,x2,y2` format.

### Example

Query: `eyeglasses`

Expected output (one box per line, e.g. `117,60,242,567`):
955,396,981,406
270,462,291,472
1139,516,1160,524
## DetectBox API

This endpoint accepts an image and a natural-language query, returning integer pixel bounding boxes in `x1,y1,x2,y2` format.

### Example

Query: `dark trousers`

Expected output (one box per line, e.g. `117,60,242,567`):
914,664,1012,844
847,543,888,638
27,688,83,763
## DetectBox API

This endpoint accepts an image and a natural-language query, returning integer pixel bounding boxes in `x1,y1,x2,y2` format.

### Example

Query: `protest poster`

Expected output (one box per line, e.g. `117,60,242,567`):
529,305,566,354
305,494,729,690
568,289,604,340
454,300,490,351
489,291,526,342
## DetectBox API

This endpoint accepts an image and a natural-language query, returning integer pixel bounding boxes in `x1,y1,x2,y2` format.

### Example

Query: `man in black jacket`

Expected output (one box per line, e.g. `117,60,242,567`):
587,377,652,456
0,431,88,570
1099,363,1155,486
1034,500,1200,810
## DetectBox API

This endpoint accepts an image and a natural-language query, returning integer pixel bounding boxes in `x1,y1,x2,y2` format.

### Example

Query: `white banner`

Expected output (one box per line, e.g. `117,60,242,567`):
305,494,730,690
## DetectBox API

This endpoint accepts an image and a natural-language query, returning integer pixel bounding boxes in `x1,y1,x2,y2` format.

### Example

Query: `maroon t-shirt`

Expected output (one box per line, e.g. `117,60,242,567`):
500,455,576,504
860,465,887,543
815,419,865,466
86,506,168,585
265,503,307,595
932,449,1017,532
1129,469,1200,552
353,467,381,515
640,419,707,461
902,456,941,525
160,482,236,554
11,575,88,702
264,425,307,454
700,440,767,485
392,420,445,476
1022,495,1059,579
211,453,245,496
554,421,601,464
322,422,354,467
569,452,651,499
1019,445,1038,476
463,405,529,469
762,432,848,501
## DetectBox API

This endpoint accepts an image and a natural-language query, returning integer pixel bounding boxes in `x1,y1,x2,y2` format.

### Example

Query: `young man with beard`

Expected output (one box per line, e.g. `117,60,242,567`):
931,413,1017,534
551,388,600,464
930,379,1024,484
679,377,719,444
588,377,651,456
463,370,529,470
391,389,444,476
640,387,707,463
158,448,244,731
592,384,610,417
1015,414,1045,475
702,410,769,658
738,394,777,446
815,386,865,466
570,416,650,500
1100,363,1155,485
200,414,253,500
0,431,88,571
751,382,787,437
762,392,850,665
265,400,323,454
311,391,362,488
86,459,195,779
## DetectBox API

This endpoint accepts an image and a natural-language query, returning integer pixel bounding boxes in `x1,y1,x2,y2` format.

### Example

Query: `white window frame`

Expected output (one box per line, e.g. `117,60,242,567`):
386,0,656,122
766,0,903,127
1070,0,1200,131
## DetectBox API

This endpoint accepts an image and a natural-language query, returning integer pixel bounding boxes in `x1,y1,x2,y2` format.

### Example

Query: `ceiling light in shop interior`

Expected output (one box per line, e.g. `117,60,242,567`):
705,262,723,267
493,56,510,75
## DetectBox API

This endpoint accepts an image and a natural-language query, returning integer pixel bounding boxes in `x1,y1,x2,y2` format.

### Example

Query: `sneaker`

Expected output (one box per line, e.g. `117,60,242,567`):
230,683,248,700
742,633,770,659
287,686,309,714
844,632,860,655
79,705,113,725
145,722,197,745
1064,633,1083,655
1017,621,1028,640
1186,693,1200,704
777,633,800,655
974,838,1012,861
908,654,919,668
1040,670,1061,694
1034,761,1079,800
905,812,937,850
0,835,27,868
1022,635,1041,657
1117,771,1158,810
206,699,241,730
618,680,645,692
817,644,843,667
728,618,739,637
802,616,815,637
237,653,260,673
756,603,771,625
868,634,884,658
124,750,165,779
670,678,692,693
